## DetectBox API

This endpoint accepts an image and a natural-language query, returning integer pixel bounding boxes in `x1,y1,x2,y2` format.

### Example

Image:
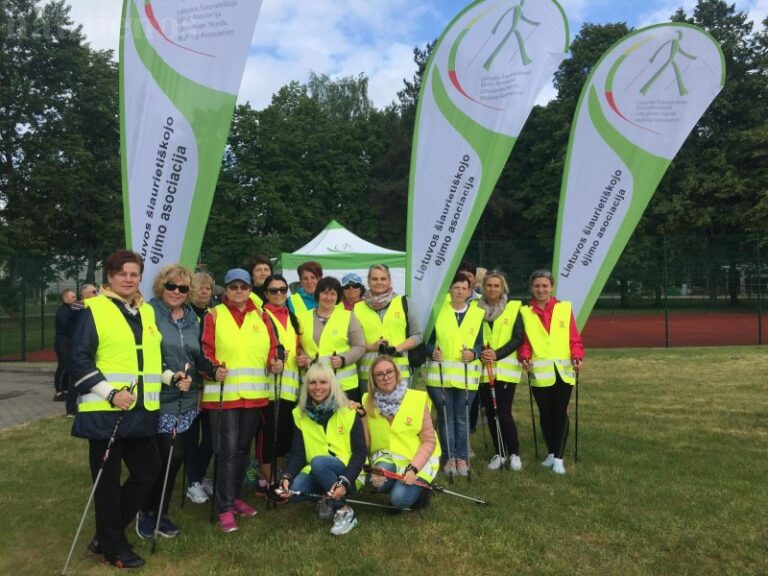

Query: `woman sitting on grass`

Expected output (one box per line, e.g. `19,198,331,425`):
276,362,366,536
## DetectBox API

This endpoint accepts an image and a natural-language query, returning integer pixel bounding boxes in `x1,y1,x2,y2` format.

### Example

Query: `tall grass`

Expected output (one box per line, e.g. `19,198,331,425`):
1,347,766,575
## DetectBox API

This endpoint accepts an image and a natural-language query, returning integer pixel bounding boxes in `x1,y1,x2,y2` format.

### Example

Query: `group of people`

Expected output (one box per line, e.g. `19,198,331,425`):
66,248,583,570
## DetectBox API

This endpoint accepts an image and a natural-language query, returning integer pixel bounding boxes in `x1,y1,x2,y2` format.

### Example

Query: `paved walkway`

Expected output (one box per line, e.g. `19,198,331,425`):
0,362,63,431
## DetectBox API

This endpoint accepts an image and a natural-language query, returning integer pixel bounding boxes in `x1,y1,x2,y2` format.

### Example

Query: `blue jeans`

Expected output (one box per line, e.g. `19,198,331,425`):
427,386,476,461
290,456,352,510
374,462,424,509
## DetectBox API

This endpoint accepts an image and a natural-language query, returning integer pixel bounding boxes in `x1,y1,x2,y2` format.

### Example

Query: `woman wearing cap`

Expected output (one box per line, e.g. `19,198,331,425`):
69,250,162,568
518,269,584,475
255,273,302,488
276,362,366,536
135,264,218,539
249,254,273,309
365,355,439,510
200,268,274,532
477,270,525,471
354,264,423,393
424,272,484,478
288,261,322,316
295,276,366,402
341,273,365,311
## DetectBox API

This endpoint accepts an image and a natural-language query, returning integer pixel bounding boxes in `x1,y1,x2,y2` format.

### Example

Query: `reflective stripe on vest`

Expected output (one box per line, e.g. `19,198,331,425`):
202,304,270,403
298,310,359,392
364,388,441,483
354,297,410,381
78,295,162,412
520,302,576,387
481,300,523,384
265,309,301,402
424,301,484,390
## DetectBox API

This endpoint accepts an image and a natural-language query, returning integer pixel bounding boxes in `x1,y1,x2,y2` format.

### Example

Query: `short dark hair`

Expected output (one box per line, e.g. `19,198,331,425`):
451,272,471,288
529,269,554,285
458,261,477,276
249,254,273,274
105,250,144,276
298,261,323,279
314,276,342,304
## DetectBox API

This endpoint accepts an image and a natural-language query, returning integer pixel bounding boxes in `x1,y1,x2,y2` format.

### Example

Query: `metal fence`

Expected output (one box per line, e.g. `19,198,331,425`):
1,235,765,360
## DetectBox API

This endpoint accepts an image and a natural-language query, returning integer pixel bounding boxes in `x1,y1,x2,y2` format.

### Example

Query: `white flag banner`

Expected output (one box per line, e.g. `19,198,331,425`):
553,23,725,328
120,0,262,294
407,0,569,334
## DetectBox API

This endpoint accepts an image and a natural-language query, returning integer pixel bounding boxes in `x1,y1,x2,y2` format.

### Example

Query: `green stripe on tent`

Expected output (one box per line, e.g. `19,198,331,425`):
279,253,405,271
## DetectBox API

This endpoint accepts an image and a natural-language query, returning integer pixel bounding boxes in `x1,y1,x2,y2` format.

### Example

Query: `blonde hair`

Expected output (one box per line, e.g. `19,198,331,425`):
190,272,215,307
367,264,391,282
482,270,509,296
152,264,193,299
365,355,401,418
297,362,349,412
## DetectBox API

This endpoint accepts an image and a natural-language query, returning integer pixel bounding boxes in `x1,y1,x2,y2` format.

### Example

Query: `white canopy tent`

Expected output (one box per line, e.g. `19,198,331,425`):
279,220,406,293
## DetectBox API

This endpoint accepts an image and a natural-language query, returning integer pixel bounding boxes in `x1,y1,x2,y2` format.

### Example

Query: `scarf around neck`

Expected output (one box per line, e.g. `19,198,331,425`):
374,380,408,418
305,396,338,426
478,294,508,322
364,287,395,311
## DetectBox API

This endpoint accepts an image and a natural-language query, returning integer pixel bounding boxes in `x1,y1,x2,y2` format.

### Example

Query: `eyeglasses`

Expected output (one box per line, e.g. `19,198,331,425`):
164,282,190,294
227,283,251,291
343,283,362,290
266,287,289,295
373,368,396,380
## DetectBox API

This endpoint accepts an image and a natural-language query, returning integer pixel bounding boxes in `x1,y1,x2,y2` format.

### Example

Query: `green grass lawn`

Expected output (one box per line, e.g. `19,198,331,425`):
1,347,766,575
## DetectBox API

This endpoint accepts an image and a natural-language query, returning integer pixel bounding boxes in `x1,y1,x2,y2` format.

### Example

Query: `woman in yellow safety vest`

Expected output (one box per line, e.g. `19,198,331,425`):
477,270,525,471
365,355,439,510
518,269,584,475
288,260,322,316
276,362,366,536
69,250,162,569
200,268,275,533
424,272,484,478
354,263,423,393
295,276,366,402
255,273,302,490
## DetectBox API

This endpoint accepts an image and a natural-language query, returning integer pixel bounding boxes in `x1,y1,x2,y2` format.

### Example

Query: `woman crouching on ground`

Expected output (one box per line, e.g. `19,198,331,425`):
276,363,366,536
365,355,439,510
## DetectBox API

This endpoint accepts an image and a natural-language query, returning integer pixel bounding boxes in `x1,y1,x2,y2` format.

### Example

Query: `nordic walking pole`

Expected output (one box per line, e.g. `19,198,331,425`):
275,488,414,511
574,369,580,463
485,354,507,468
436,347,454,484
210,362,226,524
61,380,137,576
267,345,286,510
526,365,539,458
366,465,488,506
462,346,471,482
152,364,189,554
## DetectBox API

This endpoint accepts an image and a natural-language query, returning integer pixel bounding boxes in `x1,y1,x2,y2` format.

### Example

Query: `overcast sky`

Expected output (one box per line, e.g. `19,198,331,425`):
67,0,768,110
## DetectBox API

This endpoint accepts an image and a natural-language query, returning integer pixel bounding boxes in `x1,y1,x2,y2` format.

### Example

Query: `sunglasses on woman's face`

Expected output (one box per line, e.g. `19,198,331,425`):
266,286,289,295
343,283,362,290
164,282,190,294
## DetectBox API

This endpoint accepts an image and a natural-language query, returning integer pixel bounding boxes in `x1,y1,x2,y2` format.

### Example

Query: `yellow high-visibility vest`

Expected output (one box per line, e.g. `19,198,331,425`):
364,389,441,482
298,309,358,392
354,297,409,381
202,304,270,403
520,302,576,387
424,301,484,390
264,308,300,402
78,295,161,412
481,300,523,384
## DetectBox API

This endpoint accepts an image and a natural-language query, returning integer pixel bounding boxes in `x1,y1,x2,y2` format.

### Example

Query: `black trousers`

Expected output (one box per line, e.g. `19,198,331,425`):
209,407,260,513
88,436,160,557
531,374,573,459
142,430,188,516
479,381,520,455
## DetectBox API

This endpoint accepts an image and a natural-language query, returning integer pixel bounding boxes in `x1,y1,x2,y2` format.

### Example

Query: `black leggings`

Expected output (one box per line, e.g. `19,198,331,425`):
479,381,520,455
531,374,573,459
143,430,188,515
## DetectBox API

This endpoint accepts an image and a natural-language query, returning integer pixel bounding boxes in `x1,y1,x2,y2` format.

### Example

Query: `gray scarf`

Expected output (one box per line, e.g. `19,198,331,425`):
477,294,508,322
374,380,408,418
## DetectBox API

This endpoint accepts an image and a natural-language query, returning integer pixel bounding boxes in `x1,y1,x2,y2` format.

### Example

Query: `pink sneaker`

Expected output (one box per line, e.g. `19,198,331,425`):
233,498,258,517
218,511,238,533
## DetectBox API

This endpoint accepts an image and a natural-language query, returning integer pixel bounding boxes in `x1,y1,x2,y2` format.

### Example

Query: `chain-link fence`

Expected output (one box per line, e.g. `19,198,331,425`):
1,235,765,360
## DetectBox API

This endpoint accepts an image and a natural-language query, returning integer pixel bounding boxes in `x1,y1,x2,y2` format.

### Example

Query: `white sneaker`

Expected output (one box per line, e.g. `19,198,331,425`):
541,453,555,468
552,458,566,475
508,454,522,471
186,481,208,504
330,507,358,536
201,477,214,496
487,454,505,470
